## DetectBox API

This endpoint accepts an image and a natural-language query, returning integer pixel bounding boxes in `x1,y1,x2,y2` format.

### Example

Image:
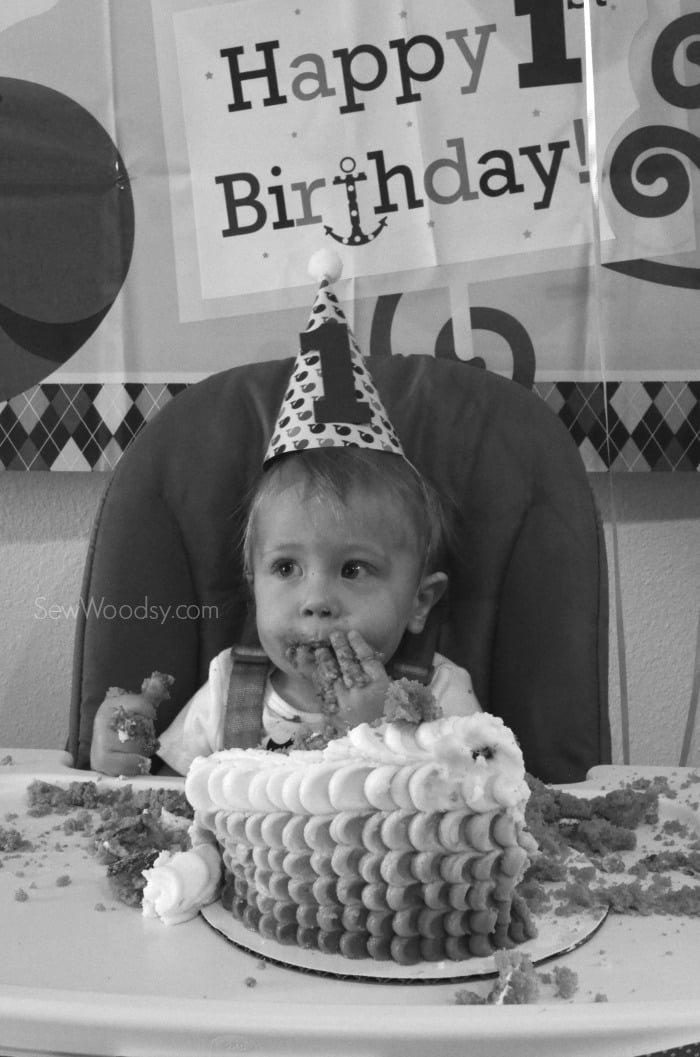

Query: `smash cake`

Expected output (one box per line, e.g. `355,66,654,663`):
167,693,539,965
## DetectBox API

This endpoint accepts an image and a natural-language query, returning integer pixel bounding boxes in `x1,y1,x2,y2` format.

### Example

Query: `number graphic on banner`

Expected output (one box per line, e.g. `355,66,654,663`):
369,296,536,389
605,12,700,290
300,321,372,425
515,0,582,88
651,13,700,110
609,14,700,220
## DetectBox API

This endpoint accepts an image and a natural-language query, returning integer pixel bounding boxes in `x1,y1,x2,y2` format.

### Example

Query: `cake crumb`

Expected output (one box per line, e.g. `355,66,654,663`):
454,988,486,1005
383,678,442,724
456,951,541,1006
14,887,29,902
244,976,257,988
0,826,31,852
552,965,578,999
55,874,72,887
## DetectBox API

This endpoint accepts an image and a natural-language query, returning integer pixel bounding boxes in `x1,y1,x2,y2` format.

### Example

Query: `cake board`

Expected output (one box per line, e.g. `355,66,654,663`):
200,900,609,983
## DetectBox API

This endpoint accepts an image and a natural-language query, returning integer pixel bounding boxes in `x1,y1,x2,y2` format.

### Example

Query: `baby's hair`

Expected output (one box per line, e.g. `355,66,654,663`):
242,447,449,583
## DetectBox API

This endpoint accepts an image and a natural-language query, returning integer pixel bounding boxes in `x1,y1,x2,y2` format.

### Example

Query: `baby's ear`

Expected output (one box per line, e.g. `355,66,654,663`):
407,572,448,634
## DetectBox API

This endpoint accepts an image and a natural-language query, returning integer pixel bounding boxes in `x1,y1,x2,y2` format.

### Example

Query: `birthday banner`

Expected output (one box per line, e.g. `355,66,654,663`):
0,0,698,469
165,0,599,305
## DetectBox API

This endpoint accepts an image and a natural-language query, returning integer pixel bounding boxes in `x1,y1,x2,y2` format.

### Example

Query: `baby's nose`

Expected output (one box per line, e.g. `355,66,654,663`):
301,601,334,618
300,577,340,619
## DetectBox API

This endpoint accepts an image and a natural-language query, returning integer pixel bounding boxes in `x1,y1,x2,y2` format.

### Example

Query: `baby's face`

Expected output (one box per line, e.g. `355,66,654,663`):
250,480,430,699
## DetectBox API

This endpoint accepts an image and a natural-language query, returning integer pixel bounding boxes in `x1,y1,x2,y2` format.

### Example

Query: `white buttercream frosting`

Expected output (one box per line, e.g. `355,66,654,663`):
141,842,222,925
185,712,528,818
147,712,533,931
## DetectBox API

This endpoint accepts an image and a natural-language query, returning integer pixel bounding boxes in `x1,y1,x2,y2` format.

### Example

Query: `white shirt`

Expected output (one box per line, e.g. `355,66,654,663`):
158,648,480,776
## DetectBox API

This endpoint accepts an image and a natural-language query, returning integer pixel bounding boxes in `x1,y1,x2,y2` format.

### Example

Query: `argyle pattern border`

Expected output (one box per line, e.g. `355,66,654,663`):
0,380,698,471
533,381,700,472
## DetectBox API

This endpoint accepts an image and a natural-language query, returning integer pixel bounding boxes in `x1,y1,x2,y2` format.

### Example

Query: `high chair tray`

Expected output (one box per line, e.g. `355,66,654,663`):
1,751,699,1057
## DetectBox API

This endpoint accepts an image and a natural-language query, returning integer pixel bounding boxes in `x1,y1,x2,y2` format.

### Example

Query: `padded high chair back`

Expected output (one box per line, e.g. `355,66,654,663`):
68,355,611,783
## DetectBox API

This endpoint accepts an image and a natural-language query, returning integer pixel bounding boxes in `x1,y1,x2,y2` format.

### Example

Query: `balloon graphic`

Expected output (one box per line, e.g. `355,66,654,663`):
0,77,135,401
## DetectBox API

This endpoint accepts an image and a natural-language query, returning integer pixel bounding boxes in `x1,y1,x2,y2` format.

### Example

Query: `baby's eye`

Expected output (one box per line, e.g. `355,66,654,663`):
272,559,299,578
341,560,369,580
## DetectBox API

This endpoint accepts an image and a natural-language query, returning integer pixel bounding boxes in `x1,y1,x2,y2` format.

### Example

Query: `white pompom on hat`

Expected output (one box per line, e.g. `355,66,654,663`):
263,250,405,468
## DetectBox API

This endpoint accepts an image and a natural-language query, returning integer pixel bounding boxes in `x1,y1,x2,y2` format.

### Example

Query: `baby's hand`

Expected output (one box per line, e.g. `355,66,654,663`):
90,690,157,777
328,629,390,728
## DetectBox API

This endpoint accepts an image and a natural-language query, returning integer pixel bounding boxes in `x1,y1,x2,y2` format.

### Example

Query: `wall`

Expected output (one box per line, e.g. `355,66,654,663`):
0,470,698,767
589,474,700,768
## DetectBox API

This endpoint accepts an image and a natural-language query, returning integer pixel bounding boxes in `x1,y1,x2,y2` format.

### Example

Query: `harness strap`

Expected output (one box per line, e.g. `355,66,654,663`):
223,611,269,748
387,603,443,686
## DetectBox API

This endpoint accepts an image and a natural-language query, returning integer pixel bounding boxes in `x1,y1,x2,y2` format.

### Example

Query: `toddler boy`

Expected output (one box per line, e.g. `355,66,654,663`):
89,251,480,776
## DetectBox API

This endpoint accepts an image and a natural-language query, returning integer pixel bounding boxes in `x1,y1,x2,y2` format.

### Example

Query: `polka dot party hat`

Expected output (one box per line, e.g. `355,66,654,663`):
263,249,405,468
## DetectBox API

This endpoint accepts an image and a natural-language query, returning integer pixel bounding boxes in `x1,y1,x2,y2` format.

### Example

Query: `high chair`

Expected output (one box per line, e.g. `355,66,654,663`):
68,354,611,783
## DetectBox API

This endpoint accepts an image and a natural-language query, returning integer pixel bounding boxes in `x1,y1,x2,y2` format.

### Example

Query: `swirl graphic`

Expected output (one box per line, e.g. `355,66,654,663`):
609,124,700,219
651,13,700,110
602,12,700,289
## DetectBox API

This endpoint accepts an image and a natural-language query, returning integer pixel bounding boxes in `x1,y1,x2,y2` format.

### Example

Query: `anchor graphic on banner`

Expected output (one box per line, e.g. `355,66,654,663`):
324,156,388,246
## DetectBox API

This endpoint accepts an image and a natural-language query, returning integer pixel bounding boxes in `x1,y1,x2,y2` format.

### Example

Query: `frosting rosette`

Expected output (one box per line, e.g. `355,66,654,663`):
141,842,222,925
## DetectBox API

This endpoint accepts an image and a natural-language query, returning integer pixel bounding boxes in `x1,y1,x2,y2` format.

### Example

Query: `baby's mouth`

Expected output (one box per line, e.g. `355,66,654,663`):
285,636,334,657
284,638,338,679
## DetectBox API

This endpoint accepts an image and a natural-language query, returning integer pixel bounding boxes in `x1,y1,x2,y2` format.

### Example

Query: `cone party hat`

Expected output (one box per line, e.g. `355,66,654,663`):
263,249,405,468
